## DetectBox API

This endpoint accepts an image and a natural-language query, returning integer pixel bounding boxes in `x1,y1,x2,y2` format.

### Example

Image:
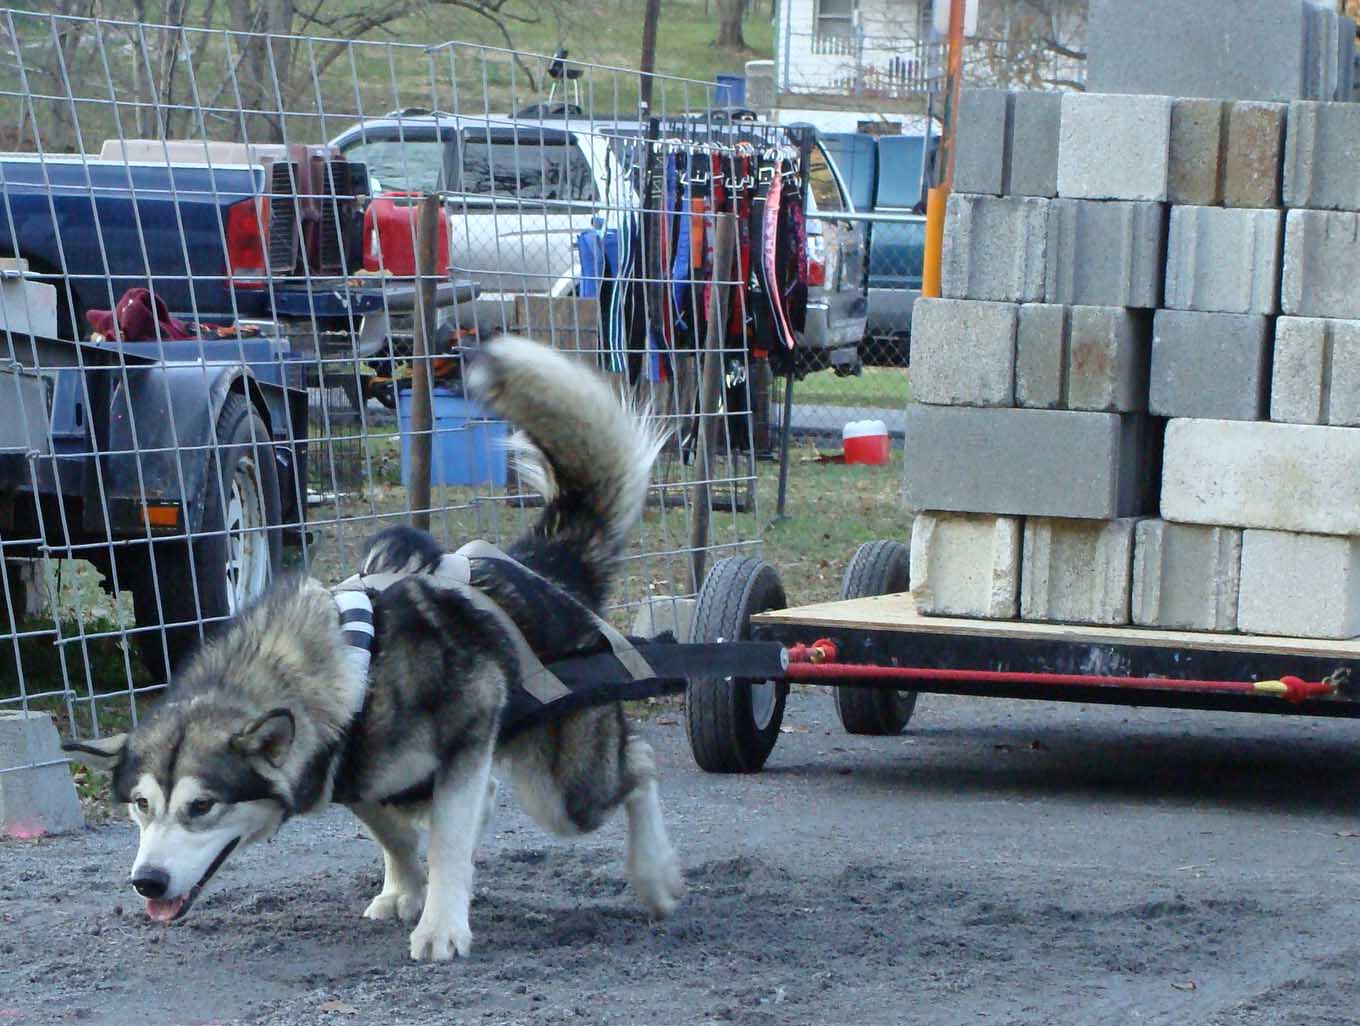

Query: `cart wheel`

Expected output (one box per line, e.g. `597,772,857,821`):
685,556,788,774
833,540,919,736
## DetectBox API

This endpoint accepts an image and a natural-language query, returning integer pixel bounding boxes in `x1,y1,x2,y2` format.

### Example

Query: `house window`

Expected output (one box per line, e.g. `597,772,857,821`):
816,0,856,43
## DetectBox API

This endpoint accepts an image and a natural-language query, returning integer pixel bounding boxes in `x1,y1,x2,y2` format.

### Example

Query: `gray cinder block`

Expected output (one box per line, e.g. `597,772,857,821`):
1164,206,1282,315
1149,310,1271,421
909,512,1022,619
1045,199,1167,309
1007,91,1063,198
1161,418,1360,535
1283,100,1360,211
1058,92,1174,202
1015,303,1069,409
942,193,1049,303
1,712,85,838
1021,517,1139,626
1281,209,1360,319
1238,530,1360,639
1224,101,1287,208
903,405,1156,520
633,596,697,643
1168,98,1226,206
1088,0,1313,103
1132,520,1242,632
910,298,1017,407
1270,316,1360,426
955,88,1011,197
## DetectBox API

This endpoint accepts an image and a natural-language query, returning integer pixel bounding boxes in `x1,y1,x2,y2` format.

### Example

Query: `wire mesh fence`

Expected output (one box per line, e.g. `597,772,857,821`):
0,9,830,774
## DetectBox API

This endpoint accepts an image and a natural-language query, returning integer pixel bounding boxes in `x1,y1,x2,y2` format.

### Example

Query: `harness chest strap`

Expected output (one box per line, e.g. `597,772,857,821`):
330,540,656,706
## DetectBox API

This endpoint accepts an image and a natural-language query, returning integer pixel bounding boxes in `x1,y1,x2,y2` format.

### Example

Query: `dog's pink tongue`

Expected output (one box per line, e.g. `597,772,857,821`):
146,896,184,922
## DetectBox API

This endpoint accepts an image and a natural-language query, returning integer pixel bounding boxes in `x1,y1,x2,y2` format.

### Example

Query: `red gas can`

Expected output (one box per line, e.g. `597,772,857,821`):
363,191,450,277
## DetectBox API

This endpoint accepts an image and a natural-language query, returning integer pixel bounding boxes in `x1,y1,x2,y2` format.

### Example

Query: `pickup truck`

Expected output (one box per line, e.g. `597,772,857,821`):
332,109,867,375
822,131,935,365
0,143,420,678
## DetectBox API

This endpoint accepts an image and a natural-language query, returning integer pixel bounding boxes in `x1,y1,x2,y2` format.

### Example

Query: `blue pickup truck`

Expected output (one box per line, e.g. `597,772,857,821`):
822,132,935,365
0,148,369,676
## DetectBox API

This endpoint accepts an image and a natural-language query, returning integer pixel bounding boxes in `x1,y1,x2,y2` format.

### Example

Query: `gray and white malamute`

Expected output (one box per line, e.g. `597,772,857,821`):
64,337,683,961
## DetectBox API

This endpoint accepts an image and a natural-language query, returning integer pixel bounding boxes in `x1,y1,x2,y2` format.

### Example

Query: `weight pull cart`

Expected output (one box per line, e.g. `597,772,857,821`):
678,542,1360,774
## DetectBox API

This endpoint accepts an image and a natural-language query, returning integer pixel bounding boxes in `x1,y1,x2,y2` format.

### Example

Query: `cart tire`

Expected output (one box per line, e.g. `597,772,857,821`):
833,540,918,736
685,556,788,774
127,394,283,681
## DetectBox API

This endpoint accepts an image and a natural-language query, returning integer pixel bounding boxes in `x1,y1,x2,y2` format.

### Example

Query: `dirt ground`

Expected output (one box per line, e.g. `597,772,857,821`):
5,686,1360,1026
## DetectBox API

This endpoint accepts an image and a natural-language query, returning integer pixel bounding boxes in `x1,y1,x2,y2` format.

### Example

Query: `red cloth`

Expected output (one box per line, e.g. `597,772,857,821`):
86,288,197,341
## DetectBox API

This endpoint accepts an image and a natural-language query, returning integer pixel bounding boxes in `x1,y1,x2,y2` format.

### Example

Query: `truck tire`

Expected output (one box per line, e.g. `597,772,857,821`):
685,556,788,774
127,393,282,680
832,540,918,736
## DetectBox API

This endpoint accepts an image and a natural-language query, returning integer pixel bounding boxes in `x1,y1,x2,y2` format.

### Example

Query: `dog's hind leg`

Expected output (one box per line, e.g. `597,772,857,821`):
351,802,427,924
409,744,494,961
621,733,684,919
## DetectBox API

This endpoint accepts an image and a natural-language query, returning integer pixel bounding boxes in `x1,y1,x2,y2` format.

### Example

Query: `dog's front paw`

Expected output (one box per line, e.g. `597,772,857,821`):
409,909,472,961
630,848,685,920
363,887,424,923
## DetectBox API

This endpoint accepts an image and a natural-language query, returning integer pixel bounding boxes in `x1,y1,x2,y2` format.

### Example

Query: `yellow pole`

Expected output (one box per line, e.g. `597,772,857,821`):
921,0,965,300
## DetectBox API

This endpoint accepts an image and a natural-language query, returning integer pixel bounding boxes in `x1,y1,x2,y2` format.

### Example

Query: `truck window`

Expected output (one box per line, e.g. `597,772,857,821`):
806,145,845,213
342,139,445,193
460,140,597,202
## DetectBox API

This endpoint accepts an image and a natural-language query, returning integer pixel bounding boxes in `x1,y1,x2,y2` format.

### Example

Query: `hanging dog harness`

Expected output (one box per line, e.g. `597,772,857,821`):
328,540,785,741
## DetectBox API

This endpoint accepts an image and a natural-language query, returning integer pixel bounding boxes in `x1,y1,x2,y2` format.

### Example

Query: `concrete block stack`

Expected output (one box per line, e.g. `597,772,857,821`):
906,0,1360,640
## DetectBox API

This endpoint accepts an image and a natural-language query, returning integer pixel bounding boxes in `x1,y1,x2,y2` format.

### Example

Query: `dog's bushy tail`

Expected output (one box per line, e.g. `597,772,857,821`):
466,336,666,570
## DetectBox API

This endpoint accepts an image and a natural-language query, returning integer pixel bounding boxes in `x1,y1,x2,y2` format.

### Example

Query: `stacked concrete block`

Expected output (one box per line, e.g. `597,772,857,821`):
908,10,1360,639
1,712,85,838
1150,311,1272,421
1015,305,1150,413
1058,93,1174,202
1020,518,1139,626
953,88,1063,199
1281,210,1360,319
1088,0,1353,103
1161,419,1360,536
903,405,1156,521
1132,521,1242,632
940,193,1048,303
1044,200,1166,309
910,298,1016,407
1238,530,1360,638
1270,316,1360,426
1163,207,1282,314
909,513,1021,619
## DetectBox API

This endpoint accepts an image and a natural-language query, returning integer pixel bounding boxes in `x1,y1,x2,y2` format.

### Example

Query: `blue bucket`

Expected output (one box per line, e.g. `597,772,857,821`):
396,386,509,488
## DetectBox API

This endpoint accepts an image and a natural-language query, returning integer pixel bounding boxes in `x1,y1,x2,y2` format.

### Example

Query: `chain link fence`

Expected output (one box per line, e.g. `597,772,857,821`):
0,9,817,774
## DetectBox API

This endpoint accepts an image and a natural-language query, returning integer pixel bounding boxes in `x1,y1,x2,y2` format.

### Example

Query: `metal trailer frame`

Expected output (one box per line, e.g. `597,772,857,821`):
680,550,1360,775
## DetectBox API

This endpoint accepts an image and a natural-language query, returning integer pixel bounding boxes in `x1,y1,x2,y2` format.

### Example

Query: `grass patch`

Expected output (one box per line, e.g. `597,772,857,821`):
792,367,912,410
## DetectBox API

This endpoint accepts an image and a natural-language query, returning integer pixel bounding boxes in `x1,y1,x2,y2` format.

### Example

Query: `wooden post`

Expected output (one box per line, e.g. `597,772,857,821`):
409,193,441,533
690,212,737,592
640,0,661,110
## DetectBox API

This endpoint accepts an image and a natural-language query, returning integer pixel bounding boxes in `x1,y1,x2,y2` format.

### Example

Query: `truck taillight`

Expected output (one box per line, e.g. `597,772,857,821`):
227,197,269,289
806,233,827,287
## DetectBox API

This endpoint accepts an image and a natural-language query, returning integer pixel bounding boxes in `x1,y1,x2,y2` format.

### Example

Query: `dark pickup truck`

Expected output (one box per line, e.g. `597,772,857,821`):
0,145,409,677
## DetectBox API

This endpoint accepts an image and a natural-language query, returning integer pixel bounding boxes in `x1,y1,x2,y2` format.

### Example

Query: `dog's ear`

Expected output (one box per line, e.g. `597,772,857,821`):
230,708,295,767
62,733,128,771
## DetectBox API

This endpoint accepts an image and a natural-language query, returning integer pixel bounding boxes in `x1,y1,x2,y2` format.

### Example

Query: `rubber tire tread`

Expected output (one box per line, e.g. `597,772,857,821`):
833,540,919,735
685,556,788,774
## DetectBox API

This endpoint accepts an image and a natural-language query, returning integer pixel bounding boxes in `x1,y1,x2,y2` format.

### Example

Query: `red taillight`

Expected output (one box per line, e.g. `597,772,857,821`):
227,197,269,289
806,257,827,287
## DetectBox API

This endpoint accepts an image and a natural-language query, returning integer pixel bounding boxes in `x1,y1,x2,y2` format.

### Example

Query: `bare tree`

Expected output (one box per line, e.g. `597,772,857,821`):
715,0,746,50
968,0,1086,90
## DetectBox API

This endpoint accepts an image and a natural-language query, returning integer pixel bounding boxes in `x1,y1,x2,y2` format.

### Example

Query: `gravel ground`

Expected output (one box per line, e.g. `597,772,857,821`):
5,687,1360,1026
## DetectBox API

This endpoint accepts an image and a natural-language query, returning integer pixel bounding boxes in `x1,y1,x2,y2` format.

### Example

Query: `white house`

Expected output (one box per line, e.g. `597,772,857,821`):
774,0,941,107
